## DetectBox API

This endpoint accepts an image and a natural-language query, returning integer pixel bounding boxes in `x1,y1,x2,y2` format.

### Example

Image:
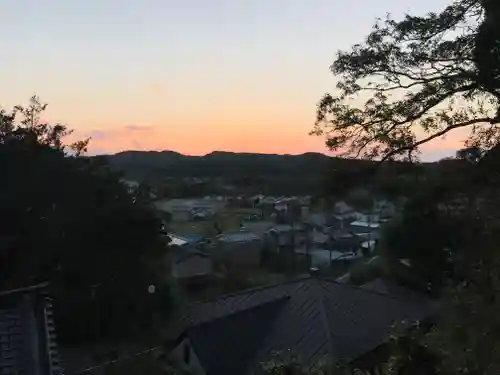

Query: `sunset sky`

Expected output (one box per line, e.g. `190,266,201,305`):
1,0,464,160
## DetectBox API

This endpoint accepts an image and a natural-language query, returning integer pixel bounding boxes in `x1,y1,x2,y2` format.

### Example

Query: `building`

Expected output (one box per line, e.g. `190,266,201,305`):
164,275,434,375
171,249,214,286
373,199,397,218
155,199,226,222
267,223,307,248
307,213,349,232
168,233,205,247
0,283,63,375
353,212,380,224
215,231,262,267
295,247,360,271
239,221,275,237
349,221,381,235
120,179,139,193
333,201,356,219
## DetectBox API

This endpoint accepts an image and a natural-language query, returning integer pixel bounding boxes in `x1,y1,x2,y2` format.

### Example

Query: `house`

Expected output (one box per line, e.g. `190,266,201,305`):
273,199,290,212
258,197,279,216
164,275,434,375
273,197,304,214
155,199,226,222
353,212,380,224
215,231,263,267
120,179,139,193
307,213,348,232
373,199,397,218
331,232,364,253
168,233,205,247
333,201,356,219
239,221,275,237
0,283,63,375
295,247,361,271
267,223,307,248
306,213,328,231
361,278,430,303
349,221,381,235
171,249,214,286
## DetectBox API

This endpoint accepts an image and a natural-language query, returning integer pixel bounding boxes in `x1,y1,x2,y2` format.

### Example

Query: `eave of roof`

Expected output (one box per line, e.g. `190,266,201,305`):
0,282,50,297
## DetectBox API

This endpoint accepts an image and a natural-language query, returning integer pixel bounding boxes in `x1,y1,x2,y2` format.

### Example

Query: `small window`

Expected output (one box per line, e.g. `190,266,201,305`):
183,343,191,364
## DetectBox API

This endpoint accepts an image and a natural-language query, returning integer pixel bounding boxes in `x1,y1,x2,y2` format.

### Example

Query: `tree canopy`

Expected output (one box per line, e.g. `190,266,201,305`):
312,0,500,161
0,96,173,344
309,1,500,374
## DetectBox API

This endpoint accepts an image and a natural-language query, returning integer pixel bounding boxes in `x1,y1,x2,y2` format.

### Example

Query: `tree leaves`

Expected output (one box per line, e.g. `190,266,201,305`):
312,0,500,161
0,98,171,344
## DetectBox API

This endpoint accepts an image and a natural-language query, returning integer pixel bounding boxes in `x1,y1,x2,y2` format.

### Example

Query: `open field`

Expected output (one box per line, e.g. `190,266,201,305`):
168,207,262,237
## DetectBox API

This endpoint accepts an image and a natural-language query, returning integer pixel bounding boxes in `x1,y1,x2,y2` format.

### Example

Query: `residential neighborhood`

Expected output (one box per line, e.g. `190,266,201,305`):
4,0,494,373
1,183,410,375
161,193,398,293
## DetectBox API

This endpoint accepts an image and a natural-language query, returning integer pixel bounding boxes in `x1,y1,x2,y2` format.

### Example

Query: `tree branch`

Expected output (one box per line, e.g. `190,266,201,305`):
381,117,494,161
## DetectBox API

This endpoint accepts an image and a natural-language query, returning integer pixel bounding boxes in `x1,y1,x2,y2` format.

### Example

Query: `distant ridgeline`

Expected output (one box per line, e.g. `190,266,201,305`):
93,150,453,196
97,150,371,179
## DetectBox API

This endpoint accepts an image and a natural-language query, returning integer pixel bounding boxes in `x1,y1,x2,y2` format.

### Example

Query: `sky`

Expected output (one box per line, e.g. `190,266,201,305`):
0,0,463,160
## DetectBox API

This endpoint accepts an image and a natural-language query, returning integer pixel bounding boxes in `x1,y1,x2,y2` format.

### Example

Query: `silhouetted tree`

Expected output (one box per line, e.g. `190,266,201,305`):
0,96,173,344
312,0,500,161
311,1,500,374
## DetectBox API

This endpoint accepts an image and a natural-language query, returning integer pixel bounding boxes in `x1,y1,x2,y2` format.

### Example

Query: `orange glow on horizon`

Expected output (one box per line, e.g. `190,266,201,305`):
64,123,467,161
68,123,332,156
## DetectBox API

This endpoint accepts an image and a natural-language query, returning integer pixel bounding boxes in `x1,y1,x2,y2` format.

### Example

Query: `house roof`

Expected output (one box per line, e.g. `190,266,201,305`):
175,276,433,375
173,248,210,264
361,278,431,304
168,233,204,247
269,223,306,233
307,213,327,227
182,234,204,243
170,241,210,263
186,298,290,375
217,231,260,243
0,283,62,375
349,221,380,229
312,231,329,244
334,201,354,214
240,221,275,236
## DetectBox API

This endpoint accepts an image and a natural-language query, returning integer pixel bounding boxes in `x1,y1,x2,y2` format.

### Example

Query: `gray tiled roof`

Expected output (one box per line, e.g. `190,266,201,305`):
217,231,261,243
361,278,431,304
172,247,209,264
307,213,327,227
177,276,433,375
186,298,289,375
0,283,62,375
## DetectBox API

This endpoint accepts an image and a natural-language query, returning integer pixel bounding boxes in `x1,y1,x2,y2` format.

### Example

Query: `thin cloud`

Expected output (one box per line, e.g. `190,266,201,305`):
123,125,152,132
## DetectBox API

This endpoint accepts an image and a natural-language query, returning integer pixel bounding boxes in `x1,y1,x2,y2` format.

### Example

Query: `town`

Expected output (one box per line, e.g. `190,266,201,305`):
155,191,394,294
1,0,499,374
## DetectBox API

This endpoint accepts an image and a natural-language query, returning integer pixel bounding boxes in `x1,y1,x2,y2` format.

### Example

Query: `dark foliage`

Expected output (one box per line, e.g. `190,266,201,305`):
0,97,172,344
312,0,500,161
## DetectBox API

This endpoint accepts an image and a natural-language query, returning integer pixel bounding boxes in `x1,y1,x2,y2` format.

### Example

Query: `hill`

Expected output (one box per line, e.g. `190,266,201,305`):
100,150,358,180
95,150,448,196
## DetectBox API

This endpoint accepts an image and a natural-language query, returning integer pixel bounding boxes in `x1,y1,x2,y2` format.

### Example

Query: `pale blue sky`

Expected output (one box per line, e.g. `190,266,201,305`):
0,0,455,159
